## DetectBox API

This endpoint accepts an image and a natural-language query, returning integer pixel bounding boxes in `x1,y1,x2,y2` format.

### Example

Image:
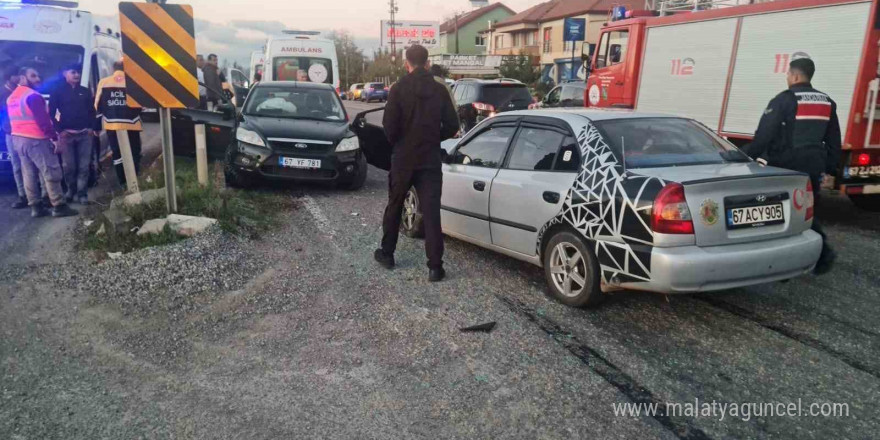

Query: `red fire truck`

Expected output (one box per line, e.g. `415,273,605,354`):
585,0,880,210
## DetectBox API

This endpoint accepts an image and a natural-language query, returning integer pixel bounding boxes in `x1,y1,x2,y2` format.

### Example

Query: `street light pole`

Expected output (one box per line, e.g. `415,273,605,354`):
389,0,398,64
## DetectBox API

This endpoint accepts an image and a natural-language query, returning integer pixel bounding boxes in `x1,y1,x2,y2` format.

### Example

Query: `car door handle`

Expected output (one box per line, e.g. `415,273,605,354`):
473,181,486,191
543,191,560,204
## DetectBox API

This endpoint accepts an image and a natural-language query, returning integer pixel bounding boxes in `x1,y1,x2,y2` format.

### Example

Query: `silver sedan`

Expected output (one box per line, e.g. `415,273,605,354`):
401,110,823,307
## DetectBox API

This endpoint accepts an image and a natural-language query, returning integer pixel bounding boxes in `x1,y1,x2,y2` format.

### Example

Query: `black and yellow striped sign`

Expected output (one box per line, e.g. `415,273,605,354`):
118,2,198,109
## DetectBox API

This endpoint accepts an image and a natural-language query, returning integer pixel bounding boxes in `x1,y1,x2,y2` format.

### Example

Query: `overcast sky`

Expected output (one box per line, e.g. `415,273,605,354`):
81,0,539,67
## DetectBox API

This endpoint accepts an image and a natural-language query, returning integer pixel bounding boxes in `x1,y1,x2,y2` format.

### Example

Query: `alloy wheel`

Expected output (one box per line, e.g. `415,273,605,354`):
403,189,419,231
549,242,588,298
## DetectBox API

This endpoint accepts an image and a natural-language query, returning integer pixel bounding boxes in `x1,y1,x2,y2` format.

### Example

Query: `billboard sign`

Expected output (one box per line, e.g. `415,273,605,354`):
563,17,586,42
381,20,439,49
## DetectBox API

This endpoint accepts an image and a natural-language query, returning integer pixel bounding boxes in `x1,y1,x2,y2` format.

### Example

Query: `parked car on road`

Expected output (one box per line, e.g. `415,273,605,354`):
533,81,586,109
361,82,388,103
353,109,822,307
453,80,534,133
348,83,365,100
224,81,366,189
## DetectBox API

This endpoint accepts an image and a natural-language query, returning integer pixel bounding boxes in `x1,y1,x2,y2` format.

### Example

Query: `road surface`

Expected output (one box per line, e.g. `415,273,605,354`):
0,105,878,439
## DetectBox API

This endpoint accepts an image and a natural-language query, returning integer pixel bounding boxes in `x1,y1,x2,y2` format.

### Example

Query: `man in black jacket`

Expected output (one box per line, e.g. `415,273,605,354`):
742,58,840,274
49,64,96,204
374,45,459,282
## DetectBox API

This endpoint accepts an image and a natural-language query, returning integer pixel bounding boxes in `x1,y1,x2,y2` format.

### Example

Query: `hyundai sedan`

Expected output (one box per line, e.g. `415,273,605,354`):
388,110,823,307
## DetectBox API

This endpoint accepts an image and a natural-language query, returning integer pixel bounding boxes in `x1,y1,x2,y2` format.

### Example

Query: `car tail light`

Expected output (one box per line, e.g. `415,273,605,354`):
473,102,495,112
652,183,694,234
856,153,871,166
805,180,814,221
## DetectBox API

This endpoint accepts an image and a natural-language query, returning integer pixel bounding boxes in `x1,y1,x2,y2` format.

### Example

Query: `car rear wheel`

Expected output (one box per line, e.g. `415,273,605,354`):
402,187,425,238
543,231,602,307
849,194,880,212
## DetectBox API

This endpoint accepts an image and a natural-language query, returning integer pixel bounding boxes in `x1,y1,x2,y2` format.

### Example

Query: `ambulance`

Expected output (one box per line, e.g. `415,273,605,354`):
263,31,340,95
0,0,121,177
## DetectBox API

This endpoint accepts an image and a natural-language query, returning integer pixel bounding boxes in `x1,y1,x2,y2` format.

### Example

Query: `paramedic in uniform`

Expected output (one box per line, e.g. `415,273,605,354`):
373,45,459,282
742,58,840,274
8,67,78,218
95,60,143,188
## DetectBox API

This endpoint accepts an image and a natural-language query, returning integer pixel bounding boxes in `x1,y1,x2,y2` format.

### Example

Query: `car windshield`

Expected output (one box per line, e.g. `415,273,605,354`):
244,86,346,121
0,41,84,94
593,118,751,168
480,85,532,107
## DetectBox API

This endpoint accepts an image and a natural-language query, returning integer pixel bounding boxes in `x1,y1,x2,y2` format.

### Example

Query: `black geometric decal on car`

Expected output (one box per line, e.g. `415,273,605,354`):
537,123,666,285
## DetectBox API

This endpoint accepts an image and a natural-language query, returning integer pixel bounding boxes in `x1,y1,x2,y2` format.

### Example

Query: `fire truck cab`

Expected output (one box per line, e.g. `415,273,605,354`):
585,0,880,210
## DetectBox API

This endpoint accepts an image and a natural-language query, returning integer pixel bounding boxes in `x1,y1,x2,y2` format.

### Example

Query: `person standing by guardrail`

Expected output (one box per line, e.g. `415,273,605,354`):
8,67,77,218
95,60,142,189
49,64,96,205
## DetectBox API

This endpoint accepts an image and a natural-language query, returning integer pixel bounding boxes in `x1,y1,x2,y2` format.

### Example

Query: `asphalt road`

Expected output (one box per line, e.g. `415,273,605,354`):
1,105,878,439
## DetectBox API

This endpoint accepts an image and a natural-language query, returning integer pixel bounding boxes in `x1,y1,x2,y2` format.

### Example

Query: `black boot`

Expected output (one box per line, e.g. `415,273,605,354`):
11,196,28,209
31,203,49,218
373,248,395,269
429,267,446,282
51,204,79,218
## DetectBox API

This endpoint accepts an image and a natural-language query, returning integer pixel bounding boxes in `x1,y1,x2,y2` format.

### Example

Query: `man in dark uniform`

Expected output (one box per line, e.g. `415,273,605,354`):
374,45,459,282
742,58,840,274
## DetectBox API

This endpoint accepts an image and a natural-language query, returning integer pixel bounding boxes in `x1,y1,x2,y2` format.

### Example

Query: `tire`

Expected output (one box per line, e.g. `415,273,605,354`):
224,164,254,189
849,194,880,212
543,230,603,307
342,152,368,191
401,186,425,238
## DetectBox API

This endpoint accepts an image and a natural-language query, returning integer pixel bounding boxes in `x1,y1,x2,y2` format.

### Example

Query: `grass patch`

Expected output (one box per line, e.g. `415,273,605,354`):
83,156,292,254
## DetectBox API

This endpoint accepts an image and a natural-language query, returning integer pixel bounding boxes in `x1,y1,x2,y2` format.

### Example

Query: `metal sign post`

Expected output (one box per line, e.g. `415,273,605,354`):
119,2,199,213
160,108,178,212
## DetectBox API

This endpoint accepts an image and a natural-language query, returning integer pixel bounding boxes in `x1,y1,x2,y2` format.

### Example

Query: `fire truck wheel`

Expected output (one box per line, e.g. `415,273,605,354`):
848,194,880,212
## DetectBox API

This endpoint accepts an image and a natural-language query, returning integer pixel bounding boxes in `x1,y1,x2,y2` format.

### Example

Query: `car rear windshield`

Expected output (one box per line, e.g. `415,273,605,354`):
368,83,385,89
593,118,751,168
479,84,532,108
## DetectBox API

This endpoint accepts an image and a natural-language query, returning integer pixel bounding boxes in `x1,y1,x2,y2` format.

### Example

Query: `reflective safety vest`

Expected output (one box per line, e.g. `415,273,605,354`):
7,85,46,139
95,70,142,132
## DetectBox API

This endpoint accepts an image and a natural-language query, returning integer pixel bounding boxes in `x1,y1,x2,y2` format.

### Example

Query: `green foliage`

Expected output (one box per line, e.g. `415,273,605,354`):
498,52,540,86
83,157,291,254
328,30,368,89
364,49,406,84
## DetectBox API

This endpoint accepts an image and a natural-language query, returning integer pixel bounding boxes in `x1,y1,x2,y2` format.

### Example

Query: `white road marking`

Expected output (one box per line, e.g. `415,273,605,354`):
301,195,336,237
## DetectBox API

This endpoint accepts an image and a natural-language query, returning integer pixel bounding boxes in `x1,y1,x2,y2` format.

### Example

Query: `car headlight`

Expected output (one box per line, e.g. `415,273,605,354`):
335,136,359,152
236,127,265,147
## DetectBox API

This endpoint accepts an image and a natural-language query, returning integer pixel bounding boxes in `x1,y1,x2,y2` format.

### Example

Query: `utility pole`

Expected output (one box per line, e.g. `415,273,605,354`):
389,0,398,64
454,13,460,54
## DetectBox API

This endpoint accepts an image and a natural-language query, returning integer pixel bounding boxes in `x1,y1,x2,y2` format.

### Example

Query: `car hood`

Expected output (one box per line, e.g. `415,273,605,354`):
630,162,803,184
242,115,352,142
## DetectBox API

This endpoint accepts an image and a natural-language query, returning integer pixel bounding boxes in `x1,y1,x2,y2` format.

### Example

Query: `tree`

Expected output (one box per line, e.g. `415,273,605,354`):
328,30,367,89
364,49,406,84
499,52,540,86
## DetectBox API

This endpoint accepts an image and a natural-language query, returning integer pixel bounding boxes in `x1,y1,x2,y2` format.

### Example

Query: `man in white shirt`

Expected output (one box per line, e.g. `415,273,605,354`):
196,54,207,109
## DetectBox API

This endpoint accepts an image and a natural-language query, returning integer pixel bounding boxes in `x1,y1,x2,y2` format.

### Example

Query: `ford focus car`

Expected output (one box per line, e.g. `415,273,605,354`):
355,109,822,307
225,81,367,190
